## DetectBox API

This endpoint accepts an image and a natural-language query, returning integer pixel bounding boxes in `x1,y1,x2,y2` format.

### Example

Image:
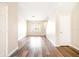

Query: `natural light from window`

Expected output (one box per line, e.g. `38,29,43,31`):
29,37,42,48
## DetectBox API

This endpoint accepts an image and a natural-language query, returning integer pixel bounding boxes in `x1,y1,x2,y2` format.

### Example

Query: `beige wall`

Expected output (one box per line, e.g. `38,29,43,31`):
8,3,18,55
71,4,79,50
0,3,18,57
0,3,8,57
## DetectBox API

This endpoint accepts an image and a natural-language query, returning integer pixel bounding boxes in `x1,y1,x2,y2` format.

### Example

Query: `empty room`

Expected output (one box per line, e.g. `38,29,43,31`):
0,2,79,57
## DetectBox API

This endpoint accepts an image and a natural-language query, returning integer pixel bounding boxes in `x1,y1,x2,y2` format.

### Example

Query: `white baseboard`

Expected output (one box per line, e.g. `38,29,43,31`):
69,44,79,50
55,44,68,47
56,44,79,51
55,42,71,47
8,47,18,57
55,45,61,47
18,36,27,50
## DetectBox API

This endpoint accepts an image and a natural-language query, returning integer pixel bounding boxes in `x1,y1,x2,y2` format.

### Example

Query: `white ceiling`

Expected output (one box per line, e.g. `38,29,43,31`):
17,2,77,21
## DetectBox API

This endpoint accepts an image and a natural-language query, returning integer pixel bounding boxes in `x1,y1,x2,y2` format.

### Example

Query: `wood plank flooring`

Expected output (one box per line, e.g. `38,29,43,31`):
57,46,79,57
11,36,79,57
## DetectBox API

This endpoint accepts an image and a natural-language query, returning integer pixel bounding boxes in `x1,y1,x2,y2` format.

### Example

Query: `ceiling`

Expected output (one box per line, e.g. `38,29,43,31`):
17,2,78,21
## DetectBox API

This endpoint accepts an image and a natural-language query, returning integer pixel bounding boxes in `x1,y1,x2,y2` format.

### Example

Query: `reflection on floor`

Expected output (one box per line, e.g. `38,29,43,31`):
11,36,79,57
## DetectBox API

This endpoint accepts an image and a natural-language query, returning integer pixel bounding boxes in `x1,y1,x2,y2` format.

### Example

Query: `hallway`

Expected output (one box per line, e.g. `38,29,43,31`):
11,36,79,57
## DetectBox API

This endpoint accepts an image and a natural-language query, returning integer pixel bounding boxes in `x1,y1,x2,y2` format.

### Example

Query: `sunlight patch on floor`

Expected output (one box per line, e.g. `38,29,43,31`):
28,37,43,56
29,37,42,48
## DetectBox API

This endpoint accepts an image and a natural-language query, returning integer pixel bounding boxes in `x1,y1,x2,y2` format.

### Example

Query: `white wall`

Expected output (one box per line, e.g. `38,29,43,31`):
71,3,79,50
18,4,27,40
46,17,56,46
18,19,27,40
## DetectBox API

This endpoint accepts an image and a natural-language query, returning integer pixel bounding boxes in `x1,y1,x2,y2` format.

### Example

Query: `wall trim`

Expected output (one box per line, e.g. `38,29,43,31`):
56,44,79,51
55,42,71,47
55,44,69,47
55,45,61,47
69,44,79,50
8,47,18,57
18,36,27,50
5,5,8,57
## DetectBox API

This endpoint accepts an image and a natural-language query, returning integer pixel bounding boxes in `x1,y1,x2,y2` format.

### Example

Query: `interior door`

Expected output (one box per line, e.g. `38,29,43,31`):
58,15,71,45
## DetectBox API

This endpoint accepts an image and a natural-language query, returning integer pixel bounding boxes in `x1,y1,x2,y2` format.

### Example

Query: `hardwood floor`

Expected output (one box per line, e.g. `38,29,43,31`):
11,36,79,57
57,46,79,57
